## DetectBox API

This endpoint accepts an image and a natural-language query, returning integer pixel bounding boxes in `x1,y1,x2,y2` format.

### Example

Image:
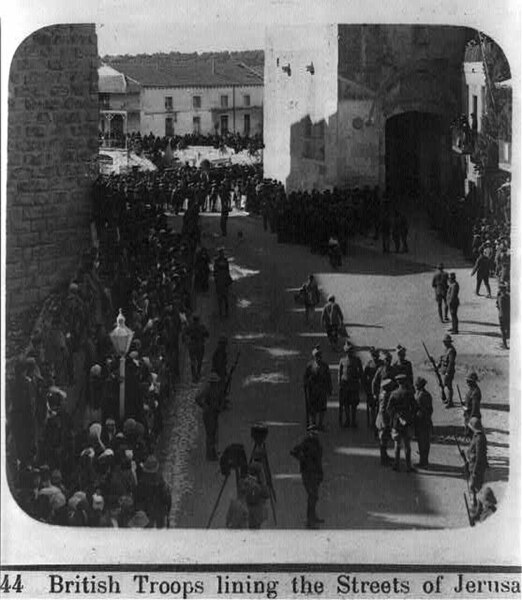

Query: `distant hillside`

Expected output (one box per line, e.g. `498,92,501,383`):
101,50,264,68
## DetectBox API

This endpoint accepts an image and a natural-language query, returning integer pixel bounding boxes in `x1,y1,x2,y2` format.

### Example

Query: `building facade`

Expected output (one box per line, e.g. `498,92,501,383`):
98,61,263,139
7,24,99,314
264,24,474,194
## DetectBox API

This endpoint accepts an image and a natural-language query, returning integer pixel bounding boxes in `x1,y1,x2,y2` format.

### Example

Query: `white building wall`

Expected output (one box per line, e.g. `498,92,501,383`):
464,62,486,132
264,24,339,190
140,85,263,136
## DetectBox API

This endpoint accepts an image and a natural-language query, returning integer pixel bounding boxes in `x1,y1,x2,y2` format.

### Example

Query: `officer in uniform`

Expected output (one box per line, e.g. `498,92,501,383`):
372,350,393,400
182,314,209,383
392,345,414,388
413,377,433,468
375,378,395,465
196,372,224,461
496,282,510,349
432,263,449,323
467,417,488,506
338,342,363,428
320,295,345,350
463,371,481,432
303,346,332,431
363,347,381,431
438,334,456,408
387,373,417,472
290,424,324,528
447,272,460,334
213,248,232,318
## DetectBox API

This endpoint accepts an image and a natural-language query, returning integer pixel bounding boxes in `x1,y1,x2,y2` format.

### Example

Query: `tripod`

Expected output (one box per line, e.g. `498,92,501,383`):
249,440,277,525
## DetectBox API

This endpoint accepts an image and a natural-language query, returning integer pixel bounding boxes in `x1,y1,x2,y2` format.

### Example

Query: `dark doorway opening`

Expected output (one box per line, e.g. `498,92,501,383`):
385,111,444,200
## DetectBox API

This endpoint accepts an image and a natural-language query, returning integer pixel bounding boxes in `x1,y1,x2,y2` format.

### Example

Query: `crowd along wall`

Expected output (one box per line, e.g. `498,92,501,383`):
7,24,99,315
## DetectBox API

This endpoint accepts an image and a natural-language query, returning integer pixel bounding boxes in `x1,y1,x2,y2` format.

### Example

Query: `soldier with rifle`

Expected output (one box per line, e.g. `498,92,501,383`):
413,377,433,468
463,372,482,432
437,334,456,408
422,340,446,405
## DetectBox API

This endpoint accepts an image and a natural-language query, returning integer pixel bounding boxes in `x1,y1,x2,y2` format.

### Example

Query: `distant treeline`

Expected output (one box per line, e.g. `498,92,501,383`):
100,50,264,67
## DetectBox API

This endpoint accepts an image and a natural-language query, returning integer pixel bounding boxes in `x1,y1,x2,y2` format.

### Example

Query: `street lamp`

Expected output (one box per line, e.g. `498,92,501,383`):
109,309,134,422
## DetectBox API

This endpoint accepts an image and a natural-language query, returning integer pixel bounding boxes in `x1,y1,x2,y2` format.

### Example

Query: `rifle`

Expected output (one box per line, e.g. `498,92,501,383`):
422,341,447,403
463,492,475,527
224,351,240,397
457,384,465,407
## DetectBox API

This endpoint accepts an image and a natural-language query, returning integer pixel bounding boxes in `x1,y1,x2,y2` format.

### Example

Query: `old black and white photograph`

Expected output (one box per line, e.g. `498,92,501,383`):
1,0,520,591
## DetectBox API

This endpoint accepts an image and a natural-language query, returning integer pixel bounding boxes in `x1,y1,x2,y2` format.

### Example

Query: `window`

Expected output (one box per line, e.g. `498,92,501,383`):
165,117,174,137
243,114,251,136
220,95,229,108
193,95,201,109
165,96,173,110
193,116,201,134
243,94,251,107
302,116,325,161
220,115,229,134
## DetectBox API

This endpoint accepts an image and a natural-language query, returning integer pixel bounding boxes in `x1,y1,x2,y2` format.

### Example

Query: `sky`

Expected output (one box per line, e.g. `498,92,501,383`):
97,22,266,56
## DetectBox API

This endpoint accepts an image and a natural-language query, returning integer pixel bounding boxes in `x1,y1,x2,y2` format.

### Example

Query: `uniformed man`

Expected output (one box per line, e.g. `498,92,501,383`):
338,342,363,428
447,272,460,335
363,347,381,431
372,350,393,400
392,345,414,388
290,424,324,528
438,334,456,408
413,377,433,468
496,282,510,349
471,249,492,297
195,372,224,461
467,417,488,506
432,263,449,323
213,248,232,318
463,371,481,431
375,378,395,465
320,295,344,350
182,314,209,383
387,373,417,472
303,346,332,431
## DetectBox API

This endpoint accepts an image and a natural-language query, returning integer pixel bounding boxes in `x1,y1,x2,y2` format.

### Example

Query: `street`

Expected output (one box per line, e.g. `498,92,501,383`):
160,210,509,530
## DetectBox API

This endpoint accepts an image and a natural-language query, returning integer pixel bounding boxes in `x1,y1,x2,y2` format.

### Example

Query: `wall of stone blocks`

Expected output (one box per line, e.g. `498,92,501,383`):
7,24,99,314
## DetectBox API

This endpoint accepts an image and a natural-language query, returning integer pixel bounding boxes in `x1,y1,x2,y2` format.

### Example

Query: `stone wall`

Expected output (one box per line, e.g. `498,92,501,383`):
7,24,99,314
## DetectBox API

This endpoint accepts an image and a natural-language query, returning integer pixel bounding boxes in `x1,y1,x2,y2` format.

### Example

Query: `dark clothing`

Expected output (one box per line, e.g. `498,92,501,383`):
213,256,232,317
414,388,433,466
464,385,482,425
196,381,224,459
432,270,449,321
291,435,323,526
391,358,414,388
338,354,363,426
447,280,460,333
183,322,209,381
211,345,228,380
136,471,171,528
497,290,510,347
467,431,488,495
387,385,417,470
304,359,333,416
471,255,492,296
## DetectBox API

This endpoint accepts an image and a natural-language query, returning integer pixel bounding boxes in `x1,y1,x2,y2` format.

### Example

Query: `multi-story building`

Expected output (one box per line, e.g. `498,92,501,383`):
98,60,263,139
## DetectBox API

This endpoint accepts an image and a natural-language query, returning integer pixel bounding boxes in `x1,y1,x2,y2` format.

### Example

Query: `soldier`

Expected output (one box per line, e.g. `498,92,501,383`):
363,347,381,431
195,372,224,461
302,274,320,326
447,272,460,335
213,247,232,318
467,417,488,507
463,371,481,431
303,346,332,431
338,342,363,428
471,249,492,297
387,373,417,472
496,282,510,349
182,314,209,383
438,334,456,408
413,377,433,468
372,350,393,400
320,295,345,350
392,345,413,388
432,263,449,323
290,424,324,528
375,378,395,466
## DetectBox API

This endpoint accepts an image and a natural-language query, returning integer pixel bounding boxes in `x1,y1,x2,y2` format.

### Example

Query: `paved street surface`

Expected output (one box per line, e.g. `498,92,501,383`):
160,210,509,530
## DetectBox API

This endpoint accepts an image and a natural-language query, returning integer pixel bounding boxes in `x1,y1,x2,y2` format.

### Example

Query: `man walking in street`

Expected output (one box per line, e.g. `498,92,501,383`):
387,373,417,472
447,272,460,334
182,314,209,383
195,372,224,461
338,342,363,428
432,263,449,323
496,282,510,349
471,249,492,297
213,247,232,318
438,334,456,408
321,295,345,350
290,424,324,528
303,346,332,431
414,377,433,469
